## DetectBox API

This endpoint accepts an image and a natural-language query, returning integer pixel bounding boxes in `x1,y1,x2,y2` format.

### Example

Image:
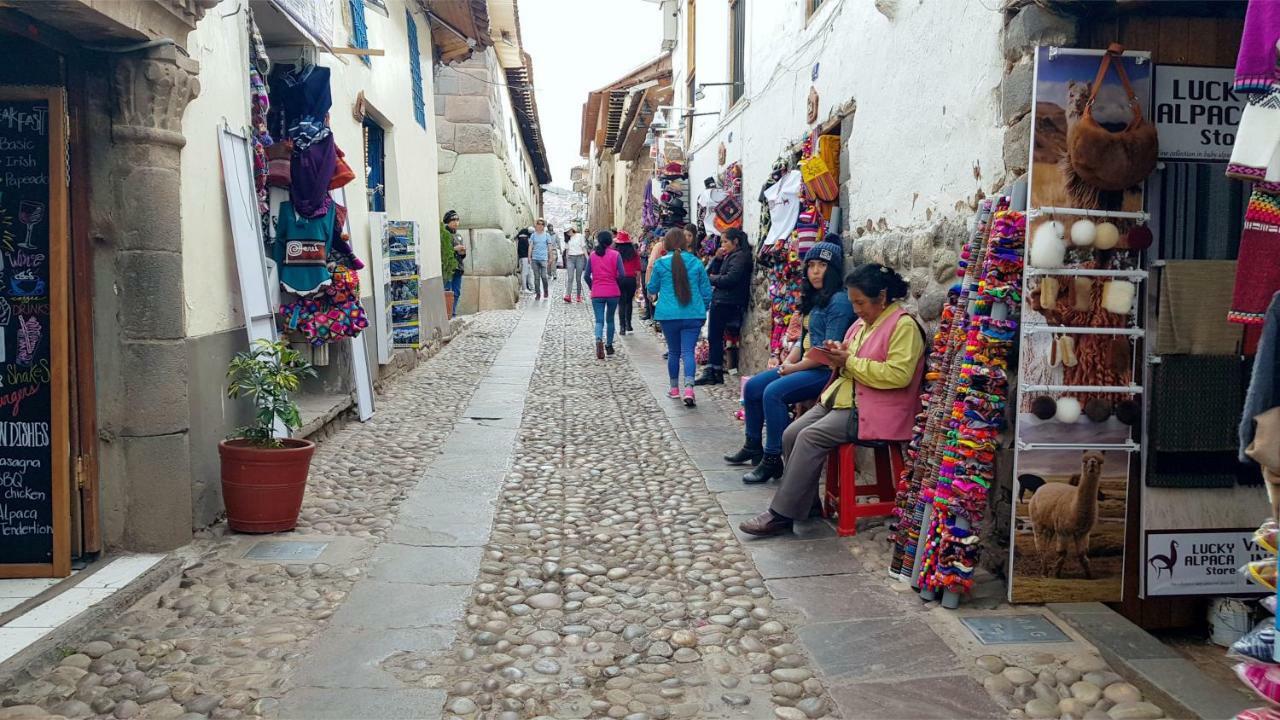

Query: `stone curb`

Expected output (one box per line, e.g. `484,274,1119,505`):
0,556,184,693
1048,602,1253,720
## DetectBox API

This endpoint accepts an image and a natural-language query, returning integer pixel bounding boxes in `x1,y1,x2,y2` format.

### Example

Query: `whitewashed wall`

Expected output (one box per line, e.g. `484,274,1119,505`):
680,0,1007,241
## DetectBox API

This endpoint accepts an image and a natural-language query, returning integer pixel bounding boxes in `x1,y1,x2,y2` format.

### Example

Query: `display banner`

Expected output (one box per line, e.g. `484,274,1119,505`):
0,89,69,577
1153,65,1243,162
386,220,421,350
1145,529,1271,597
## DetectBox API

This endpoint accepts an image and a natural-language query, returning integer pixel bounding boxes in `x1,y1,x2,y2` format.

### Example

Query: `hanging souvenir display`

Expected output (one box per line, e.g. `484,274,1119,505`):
920,210,1022,596
890,199,1001,581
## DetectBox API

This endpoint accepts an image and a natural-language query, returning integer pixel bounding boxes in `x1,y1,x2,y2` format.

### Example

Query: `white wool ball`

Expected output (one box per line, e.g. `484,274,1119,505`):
1030,221,1066,269
1094,222,1120,250
1070,219,1097,247
1102,280,1136,315
1055,397,1083,424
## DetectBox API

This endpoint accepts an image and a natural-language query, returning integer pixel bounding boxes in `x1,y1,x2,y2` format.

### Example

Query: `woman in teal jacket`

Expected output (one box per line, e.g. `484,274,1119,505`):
647,227,713,407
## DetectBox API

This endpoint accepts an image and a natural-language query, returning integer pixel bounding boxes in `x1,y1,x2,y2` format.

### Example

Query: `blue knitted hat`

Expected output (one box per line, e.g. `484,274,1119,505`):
803,241,843,267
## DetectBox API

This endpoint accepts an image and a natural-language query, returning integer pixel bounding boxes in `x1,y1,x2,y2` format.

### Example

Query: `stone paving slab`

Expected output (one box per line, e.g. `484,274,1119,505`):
726,515,840,545
329,581,471,629
796,615,964,683
738,538,863,579
767,575,924,623
366,544,483,585
289,626,455,691
826,673,1006,719
278,686,445,719
714,487,778,515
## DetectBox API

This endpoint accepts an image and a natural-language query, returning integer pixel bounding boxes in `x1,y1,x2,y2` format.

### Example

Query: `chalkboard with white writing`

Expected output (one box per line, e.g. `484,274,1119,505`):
0,98,57,566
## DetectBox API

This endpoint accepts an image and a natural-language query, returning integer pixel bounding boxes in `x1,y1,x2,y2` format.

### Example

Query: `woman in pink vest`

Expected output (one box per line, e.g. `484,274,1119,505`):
584,230,625,359
740,263,927,537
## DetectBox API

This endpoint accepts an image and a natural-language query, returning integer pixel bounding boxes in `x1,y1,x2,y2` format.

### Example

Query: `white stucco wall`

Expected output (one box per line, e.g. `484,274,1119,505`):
678,0,1006,238
178,0,442,338
180,11,252,338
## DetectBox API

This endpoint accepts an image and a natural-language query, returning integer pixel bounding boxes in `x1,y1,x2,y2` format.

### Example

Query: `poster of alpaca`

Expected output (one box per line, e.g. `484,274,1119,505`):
1029,46,1152,214
1010,449,1132,603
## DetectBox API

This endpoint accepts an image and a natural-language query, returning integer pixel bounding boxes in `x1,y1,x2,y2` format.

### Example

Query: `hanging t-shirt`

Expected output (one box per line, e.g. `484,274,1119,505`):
762,170,804,248
698,188,727,238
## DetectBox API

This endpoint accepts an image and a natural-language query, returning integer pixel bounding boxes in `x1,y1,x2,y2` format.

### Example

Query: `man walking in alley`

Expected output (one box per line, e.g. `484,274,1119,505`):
530,218,554,300
517,226,533,294
444,210,466,316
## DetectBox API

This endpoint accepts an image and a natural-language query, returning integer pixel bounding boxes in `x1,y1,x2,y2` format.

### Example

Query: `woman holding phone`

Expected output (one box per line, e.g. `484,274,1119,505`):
725,241,854,484
739,263,926,537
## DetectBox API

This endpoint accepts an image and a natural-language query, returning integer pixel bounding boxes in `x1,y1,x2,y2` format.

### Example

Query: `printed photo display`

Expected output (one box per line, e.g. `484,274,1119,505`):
0,97,60,567
385,220,421,349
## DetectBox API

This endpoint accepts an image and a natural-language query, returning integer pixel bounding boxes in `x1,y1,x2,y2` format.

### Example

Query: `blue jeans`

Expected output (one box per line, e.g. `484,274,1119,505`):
743,367,831,455
592,297,619,343
660,318,703,386
448,272,463,315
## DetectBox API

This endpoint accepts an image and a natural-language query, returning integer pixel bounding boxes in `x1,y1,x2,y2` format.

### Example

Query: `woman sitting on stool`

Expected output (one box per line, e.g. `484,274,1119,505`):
725,241,854,484
739,263,927,537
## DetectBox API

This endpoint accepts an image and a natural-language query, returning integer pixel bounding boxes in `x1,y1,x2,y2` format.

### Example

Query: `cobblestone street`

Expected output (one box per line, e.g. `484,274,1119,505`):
1,280,1188,720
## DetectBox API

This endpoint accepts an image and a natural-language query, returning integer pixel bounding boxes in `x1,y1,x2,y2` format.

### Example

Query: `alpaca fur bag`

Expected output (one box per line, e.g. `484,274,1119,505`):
1067,44,1158,192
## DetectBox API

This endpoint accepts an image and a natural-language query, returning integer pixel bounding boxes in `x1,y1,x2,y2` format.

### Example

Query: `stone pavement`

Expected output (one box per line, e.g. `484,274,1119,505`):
0,279,1183,720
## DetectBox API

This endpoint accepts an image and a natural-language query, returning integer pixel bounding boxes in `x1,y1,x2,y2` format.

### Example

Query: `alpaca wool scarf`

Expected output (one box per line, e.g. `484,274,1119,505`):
1232,190,1280,325
1236,0,1280,94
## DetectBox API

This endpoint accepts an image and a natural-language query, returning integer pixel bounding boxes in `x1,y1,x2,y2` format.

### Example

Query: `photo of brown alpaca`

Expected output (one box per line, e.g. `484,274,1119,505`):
1029,451,1104,578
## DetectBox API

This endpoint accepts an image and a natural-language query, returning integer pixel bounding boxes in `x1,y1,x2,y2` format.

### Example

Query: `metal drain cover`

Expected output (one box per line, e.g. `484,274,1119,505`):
243,541,329,561
961,615,1070,645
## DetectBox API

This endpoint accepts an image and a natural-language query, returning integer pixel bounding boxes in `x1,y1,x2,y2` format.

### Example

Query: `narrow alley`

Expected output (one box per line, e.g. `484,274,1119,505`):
0,279,1196,720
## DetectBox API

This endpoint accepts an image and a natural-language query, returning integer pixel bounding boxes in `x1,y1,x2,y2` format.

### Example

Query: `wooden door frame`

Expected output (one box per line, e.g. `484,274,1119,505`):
0,85,72,579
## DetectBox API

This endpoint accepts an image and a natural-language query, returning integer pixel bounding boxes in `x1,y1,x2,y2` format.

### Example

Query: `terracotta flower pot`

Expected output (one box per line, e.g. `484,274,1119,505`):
218,438,316,533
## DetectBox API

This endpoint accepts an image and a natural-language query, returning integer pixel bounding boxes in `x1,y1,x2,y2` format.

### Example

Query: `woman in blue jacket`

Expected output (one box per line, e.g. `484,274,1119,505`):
726,241,854,484
647,227,713,407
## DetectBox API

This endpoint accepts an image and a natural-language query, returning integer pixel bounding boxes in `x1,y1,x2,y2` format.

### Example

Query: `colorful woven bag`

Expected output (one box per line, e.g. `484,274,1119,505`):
800,153,839,203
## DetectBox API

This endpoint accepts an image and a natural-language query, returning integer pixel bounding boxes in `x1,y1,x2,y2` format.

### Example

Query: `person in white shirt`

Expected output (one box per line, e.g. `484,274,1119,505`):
564,227,588,303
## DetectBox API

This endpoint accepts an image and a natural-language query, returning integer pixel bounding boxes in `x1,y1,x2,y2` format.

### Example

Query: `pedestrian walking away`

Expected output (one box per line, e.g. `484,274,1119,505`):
529,218,554,300
565,227,588,303
444,209,465,316
647,227,712,407
696,227,754,386
739,263,926,537
516,225,533,293
727,240,855,484
584,230,625,358
615,230,642,335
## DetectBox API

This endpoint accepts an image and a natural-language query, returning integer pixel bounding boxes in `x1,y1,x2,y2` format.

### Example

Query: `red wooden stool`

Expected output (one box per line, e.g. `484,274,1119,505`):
822,440,906,537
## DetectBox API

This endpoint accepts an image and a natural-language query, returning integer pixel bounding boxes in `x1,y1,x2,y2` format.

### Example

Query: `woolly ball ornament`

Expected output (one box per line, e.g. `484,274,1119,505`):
1102,280,1136,315
1126,224,1154,250
1031,396,1057,420
1030,221,1066,268
1070,219,1097,247
1055,397,1082,424
1085,398,1113,423
1094,222,1121,250
1115,399,1141,426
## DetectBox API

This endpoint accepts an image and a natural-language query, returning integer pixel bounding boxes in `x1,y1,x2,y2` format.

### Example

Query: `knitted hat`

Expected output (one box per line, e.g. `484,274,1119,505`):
443,210,459,224
803,241,842,266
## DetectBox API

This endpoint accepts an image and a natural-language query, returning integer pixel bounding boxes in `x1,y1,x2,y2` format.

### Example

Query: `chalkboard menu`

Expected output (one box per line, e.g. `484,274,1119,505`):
0,90,68,575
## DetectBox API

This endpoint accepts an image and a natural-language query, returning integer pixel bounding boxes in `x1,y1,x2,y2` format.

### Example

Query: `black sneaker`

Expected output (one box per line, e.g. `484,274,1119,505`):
605,344,615,356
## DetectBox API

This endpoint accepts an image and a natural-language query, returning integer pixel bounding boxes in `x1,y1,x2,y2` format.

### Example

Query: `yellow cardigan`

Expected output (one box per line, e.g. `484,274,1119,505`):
819,303,925,410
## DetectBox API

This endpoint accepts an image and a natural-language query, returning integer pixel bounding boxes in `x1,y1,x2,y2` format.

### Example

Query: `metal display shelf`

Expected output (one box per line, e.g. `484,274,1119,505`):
1029,206,1150,221
1021,384,1144,394
1023,325,1145,336
1025,268,1148,279
1017,441,1141,453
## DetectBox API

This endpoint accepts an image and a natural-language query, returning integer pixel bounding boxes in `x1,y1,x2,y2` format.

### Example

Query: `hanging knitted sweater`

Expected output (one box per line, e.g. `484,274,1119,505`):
273,201,335,295
1236,0,1280,94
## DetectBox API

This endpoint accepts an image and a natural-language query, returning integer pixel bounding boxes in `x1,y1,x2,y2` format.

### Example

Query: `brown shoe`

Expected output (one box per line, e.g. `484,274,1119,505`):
739,511,793,537
596,340,605,360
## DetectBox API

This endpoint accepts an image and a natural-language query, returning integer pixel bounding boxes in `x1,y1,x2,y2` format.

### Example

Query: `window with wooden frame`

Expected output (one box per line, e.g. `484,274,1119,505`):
728,0,745,105
806,0,825,20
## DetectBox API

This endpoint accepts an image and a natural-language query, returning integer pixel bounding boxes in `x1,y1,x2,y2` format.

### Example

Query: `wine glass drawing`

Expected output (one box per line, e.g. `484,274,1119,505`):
18,200,45,251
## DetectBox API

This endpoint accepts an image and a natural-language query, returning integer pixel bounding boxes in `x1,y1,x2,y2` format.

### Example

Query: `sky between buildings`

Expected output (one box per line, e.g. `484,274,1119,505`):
519,0,661,188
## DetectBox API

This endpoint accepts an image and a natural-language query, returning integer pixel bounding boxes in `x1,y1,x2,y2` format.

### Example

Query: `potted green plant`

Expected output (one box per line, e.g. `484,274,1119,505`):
218,339,318,533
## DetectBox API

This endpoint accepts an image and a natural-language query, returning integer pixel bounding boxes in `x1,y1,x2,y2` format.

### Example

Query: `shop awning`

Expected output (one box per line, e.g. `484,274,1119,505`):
578,53,672,159
617,85,674,162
